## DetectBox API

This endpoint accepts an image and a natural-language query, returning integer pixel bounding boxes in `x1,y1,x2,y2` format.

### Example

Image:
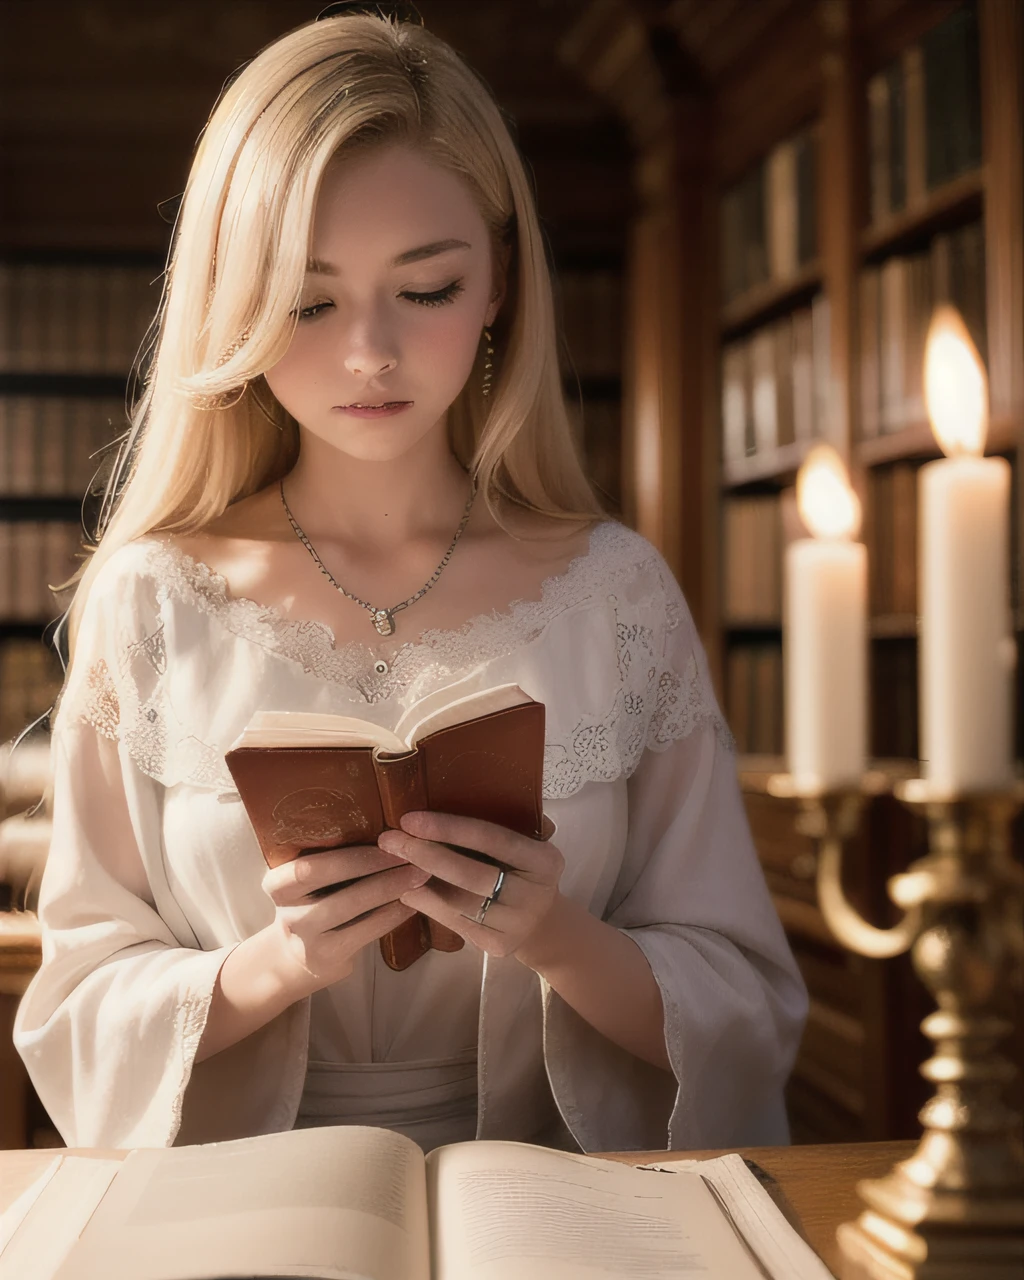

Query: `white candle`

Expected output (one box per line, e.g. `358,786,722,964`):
919,455,1012,791
785,446,868,790
919,306,1015,794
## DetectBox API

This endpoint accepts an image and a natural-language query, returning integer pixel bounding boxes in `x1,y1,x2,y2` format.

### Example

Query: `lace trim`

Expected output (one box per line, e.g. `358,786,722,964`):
540,580,734,800
70,522,733,798
136,523,630,704
170,987,214,1142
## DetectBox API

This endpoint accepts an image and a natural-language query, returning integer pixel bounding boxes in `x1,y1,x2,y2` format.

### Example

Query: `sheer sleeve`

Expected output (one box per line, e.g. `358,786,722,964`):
541,550,808,1152
13,546,308,1148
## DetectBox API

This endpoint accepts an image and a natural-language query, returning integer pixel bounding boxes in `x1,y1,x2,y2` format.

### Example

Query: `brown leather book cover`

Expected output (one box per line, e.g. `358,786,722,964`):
224,694,546,970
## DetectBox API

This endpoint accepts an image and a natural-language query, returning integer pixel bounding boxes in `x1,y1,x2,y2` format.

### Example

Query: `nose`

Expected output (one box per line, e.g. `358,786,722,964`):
341,314,398,379
344,351,397,378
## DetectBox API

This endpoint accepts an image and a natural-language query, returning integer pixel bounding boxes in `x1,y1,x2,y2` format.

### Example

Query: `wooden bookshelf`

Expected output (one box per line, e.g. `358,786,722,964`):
860,166,985,260
569,0,1023,1146
719,259,823,339
722,437,819,489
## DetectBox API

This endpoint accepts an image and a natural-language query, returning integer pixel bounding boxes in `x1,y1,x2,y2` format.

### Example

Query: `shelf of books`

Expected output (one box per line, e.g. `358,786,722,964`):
683,0,1022,1148
717,0,1021,770
0,251,161,745
718,120,826,759
855,0,1021,765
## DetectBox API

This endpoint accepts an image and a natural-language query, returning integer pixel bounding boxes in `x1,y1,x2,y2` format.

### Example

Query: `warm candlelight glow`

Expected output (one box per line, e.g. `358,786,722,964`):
796,444,862,540
923,304,989,457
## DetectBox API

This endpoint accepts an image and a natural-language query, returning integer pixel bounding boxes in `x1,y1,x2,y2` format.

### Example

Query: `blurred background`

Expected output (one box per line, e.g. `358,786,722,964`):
0,0,1021,1151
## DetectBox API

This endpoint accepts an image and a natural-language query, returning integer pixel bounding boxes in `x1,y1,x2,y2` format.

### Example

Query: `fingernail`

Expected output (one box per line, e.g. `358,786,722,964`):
411,872,430,887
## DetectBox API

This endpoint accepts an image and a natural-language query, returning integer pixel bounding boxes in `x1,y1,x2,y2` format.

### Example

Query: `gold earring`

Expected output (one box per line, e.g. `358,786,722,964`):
481,327,494,397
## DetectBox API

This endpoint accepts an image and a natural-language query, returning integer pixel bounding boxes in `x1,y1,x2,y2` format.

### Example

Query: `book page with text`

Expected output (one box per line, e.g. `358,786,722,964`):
53,1127,429,1280
427,1141,766,1280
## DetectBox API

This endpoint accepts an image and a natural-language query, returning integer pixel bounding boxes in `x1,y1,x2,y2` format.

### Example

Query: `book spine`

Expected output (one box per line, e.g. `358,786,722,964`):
373,749,429,827
867,71,891,223
859,268,881,439
372,750,463,961
796,126,818,264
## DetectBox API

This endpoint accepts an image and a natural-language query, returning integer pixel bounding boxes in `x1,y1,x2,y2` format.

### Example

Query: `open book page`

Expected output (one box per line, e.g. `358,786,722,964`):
426,1141,767,1280
51,1127,429,1280
229,711,406,753
228,684,531,754
1,1157,121,1280
395,683,531,747
637,1155,834,1280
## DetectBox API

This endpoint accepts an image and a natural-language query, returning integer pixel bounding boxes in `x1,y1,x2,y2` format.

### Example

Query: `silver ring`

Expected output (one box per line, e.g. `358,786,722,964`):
471,868,507,925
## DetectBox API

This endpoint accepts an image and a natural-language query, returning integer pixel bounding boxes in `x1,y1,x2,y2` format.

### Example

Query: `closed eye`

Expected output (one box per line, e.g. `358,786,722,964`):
294,278,465,321
400,280,465,307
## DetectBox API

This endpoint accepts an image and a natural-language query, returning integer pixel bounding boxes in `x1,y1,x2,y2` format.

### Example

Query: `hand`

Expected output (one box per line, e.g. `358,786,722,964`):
261,844,430,997
377,811,564,959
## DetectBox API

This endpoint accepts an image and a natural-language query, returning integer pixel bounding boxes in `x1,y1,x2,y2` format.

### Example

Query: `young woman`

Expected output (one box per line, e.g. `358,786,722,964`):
14,6,806,1154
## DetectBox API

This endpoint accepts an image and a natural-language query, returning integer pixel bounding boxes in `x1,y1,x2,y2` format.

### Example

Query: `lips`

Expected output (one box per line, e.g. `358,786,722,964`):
338,400,410,409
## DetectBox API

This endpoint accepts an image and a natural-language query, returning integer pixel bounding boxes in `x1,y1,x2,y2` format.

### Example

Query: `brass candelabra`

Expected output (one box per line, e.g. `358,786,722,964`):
768,771,1024,1279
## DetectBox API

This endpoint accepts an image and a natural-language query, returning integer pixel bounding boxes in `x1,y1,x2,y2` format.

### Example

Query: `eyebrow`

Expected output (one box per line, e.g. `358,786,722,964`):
306,239,472,275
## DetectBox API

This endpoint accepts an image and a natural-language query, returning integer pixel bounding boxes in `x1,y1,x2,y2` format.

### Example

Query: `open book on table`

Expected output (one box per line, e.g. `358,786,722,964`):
2,1127,835,1280
223,682,547,972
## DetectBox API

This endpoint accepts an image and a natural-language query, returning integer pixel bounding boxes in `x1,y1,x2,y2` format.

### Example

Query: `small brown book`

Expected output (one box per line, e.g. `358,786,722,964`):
224,683,547,971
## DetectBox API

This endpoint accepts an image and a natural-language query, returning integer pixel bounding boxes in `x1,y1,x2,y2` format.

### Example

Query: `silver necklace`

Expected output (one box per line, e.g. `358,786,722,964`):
279,477,478,637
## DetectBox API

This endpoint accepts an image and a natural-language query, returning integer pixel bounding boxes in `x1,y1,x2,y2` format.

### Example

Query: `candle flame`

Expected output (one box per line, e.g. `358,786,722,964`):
796,444,862,540
923,304,988,456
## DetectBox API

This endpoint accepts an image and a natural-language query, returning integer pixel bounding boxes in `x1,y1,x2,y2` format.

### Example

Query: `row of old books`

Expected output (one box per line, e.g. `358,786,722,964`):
726,636,920,760
0,522,81,622
720,126,817,303
0,261,158,375
859,220,986,438
0,637,62,745
0,396,122,495
867,2,981,224
722,496,782,623
866,462,919,619
558,268,623,381
725,643,783,756
720,295,832,463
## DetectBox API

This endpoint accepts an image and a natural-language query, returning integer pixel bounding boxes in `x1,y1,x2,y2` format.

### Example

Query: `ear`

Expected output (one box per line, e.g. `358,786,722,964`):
485,238,512,327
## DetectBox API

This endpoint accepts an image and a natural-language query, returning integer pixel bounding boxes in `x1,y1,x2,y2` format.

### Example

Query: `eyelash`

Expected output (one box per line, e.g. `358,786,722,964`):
296,279,465,320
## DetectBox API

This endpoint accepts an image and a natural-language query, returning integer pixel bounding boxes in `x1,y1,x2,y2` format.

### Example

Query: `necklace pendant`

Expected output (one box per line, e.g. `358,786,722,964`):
373,609,396,637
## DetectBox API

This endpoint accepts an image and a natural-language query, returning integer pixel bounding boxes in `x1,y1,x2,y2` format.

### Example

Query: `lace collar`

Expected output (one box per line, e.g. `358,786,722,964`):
134,519,645,703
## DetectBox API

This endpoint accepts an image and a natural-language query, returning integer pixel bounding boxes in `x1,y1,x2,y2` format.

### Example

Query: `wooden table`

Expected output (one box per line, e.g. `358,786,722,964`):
1,1139,916,1276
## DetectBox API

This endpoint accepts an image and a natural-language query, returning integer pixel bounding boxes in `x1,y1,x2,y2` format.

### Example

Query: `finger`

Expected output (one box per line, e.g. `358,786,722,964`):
379,832,506,898
328,898,420,939
398,880,507,950
265,844,407,901
397,810,553,876
311,863,430,931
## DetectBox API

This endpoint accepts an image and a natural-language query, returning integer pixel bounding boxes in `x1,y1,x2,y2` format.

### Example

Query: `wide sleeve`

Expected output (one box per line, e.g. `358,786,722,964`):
541,549,808,1152
12,546,308,1148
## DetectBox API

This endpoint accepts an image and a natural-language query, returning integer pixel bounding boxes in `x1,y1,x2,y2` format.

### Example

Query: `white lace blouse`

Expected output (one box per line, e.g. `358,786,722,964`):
13,518,807,1153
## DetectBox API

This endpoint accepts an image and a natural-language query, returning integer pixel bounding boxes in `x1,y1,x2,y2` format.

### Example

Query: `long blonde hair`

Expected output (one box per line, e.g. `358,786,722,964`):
45,10,604,715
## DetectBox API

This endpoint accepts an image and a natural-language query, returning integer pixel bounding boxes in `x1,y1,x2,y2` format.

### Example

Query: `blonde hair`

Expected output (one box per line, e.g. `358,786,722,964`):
39,8,605,744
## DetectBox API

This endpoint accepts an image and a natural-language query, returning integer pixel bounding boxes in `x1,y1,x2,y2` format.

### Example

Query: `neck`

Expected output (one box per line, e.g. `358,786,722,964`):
281,424,477,554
